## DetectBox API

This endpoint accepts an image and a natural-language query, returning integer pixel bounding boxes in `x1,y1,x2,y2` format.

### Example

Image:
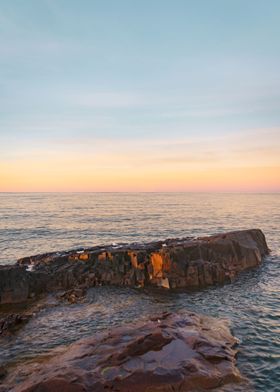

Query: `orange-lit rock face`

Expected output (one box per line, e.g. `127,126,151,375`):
150,252,163,278
69,252,90,262
68,255,79,262
128,251,138,268
98,252,107,262
97,252,113,262
79,253,89,261
162,252,171,273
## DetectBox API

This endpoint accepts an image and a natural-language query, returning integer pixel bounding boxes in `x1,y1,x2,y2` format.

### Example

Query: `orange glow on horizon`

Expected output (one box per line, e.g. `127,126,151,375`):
1,160,279,192
1,129,279,193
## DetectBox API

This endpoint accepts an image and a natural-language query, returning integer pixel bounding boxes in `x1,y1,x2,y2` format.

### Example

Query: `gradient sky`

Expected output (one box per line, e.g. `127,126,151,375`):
0,0,279,192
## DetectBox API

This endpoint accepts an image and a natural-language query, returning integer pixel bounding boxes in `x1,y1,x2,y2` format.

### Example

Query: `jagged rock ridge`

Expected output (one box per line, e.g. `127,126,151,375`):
0,229,269,304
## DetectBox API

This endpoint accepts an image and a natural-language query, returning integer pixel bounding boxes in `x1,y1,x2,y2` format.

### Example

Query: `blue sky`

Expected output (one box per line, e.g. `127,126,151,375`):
0,0,279,191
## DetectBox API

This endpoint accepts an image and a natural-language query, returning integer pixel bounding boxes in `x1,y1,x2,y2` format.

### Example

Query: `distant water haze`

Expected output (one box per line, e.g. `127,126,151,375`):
0,192,279,263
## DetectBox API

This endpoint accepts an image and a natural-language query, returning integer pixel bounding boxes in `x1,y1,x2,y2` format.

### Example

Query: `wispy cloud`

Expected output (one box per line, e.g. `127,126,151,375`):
68,92,145,109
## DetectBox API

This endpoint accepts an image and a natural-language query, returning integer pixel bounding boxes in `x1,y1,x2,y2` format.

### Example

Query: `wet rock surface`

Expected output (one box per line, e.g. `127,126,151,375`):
0,229,269,305
1,312,244,392
0,314,31,337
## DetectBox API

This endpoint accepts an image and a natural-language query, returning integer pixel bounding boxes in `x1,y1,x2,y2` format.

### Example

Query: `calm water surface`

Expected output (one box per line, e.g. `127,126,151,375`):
0,193,279,391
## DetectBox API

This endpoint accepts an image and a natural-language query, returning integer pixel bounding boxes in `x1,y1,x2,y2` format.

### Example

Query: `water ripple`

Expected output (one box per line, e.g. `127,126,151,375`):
0,193,279,391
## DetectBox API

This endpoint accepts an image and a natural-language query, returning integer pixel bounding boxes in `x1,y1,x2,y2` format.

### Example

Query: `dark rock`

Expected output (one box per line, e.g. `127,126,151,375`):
3,312,243,391
0,229,270,305
0,313,31,336
0,366,7,379
0,266,29,304
57,286,87,304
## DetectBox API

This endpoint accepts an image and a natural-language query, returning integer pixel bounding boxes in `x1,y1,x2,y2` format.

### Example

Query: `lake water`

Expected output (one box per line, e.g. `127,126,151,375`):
0,193,279,391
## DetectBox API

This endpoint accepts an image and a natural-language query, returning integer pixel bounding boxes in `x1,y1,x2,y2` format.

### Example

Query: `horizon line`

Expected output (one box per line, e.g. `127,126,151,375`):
0,191,279,194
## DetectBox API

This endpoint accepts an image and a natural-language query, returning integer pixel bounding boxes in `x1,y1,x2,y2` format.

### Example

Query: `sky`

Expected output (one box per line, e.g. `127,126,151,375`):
0,0,279,192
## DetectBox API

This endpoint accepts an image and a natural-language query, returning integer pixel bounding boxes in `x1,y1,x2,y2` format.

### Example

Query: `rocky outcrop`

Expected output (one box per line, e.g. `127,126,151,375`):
1,312,244,392
0,229,269,304
0,313,31,337
0,266,30,304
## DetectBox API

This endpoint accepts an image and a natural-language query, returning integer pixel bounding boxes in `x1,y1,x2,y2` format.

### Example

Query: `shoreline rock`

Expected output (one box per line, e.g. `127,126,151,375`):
0,313,31,337
1,312,245,392
0,229,269,305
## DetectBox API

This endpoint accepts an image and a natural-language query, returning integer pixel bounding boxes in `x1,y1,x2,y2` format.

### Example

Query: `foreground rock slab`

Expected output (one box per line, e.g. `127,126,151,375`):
0,229,269,305
2,312,243,392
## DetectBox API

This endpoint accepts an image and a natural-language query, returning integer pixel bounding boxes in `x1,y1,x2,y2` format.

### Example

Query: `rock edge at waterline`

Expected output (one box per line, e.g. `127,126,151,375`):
0,229,269,305
1,312,245,392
